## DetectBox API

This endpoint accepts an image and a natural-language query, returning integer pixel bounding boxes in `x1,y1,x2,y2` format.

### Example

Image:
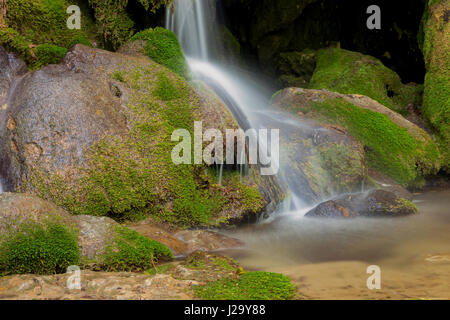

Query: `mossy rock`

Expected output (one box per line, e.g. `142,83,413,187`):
99,225,173,272
125,27,189,78
309,48,423,114
272,88,442,188
194,271,296,300
1,45,273,227
420,0,450,172
0,193,173,274
305,189,419,218
1,0,93,68
0,221,80,276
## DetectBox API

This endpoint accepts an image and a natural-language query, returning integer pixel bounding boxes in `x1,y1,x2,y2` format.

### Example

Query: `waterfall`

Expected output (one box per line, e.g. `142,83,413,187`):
166,0,312,212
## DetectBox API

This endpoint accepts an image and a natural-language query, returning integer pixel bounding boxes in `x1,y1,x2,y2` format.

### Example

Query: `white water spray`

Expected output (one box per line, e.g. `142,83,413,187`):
166,0,312,213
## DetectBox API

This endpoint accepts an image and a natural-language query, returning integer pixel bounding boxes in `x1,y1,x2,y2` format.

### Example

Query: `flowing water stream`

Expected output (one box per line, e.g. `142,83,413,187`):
167,0,450,299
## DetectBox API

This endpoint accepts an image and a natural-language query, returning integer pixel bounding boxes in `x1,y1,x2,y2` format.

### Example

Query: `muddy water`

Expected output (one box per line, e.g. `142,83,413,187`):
222,189,450,300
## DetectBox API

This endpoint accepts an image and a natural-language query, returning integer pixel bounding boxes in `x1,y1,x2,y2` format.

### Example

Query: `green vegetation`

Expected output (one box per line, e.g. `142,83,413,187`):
131,27,189,78
101,226,173,272
283,97,440,187
1,0,93,68
419,0,450,172
194,272,296,300
34,44,68,68
88,0,170,50
0,221,80,276
29,61,264,227
392,198,419,215
309,48,422,114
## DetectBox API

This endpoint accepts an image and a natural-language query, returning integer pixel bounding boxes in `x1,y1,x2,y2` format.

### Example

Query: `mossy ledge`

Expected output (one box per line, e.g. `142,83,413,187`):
309,48,423,114
272,88,441,188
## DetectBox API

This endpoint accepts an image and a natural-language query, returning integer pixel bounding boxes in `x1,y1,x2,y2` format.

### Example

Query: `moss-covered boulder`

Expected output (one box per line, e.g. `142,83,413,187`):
420,0,450,172
124,27,189,78
254,109,366,204
272,88,442,188
0,0,94,67
0,193,173,274
0,44,281,227
309,48,423,114
305,189,418,218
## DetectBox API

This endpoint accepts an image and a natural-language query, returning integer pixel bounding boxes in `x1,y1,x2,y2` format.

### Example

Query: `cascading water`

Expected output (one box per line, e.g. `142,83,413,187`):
166,0,317,213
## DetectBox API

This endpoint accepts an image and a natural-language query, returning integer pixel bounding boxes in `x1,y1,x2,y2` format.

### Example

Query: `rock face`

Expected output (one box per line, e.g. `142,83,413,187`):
0,271,196,300
272,88,441,188
0,44,284,226
420,0,450,172
254,109,366,204
305,189,418,218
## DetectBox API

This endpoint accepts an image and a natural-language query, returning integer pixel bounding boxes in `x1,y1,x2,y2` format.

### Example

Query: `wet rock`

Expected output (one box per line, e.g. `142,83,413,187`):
172,251,240,283
127,223,188,256
0,271,195,300
305,189,418,218
367,169,413,200
0,193,135,263
272,88,441,188
254,109,366,205
0,44,284,225
128,219,243,256
175,230,243,254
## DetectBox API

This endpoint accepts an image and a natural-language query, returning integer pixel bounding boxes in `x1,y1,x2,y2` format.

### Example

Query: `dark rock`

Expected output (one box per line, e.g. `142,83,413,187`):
305,189,418,218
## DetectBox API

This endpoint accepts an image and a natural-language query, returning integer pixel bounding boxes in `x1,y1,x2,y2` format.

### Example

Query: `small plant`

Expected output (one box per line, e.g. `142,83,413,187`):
0,221,80,276
112,71,125,83
35,44,68,68
194,271,297,300
101,226,174,272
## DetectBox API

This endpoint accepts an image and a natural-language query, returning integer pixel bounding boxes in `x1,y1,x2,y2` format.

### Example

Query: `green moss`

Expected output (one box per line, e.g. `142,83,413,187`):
112,70,125,82
420,0,450,171
101,225,173,272
0,221,80,276
0,27,34,65
131,27,189,78
309,48,421,114
392,198,418,215
5,0,92,48
152,72,183,101
284,97,440,187
194,272,296,300
34,44,68,68
1,0,94,68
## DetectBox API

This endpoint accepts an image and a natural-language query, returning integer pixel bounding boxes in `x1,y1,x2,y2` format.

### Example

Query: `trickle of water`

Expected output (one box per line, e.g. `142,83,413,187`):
166,0,326,211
